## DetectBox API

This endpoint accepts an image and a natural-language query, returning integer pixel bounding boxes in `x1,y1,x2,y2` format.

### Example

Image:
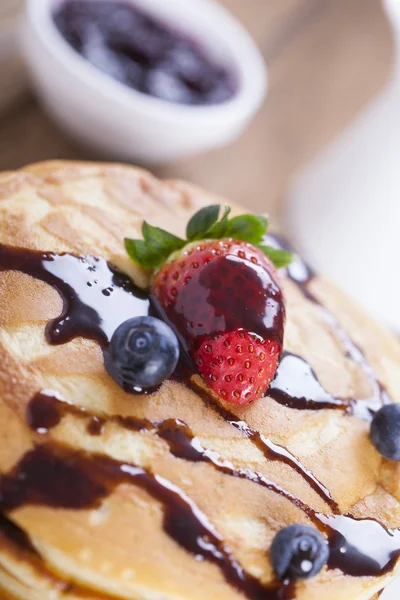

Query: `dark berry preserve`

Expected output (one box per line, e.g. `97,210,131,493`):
54,0,236,106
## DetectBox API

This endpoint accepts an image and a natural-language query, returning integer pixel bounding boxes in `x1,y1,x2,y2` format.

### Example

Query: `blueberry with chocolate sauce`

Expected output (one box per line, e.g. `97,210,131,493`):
270,524,329,582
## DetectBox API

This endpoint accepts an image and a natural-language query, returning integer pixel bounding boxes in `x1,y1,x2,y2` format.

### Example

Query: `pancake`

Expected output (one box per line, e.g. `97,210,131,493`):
0,160,399,600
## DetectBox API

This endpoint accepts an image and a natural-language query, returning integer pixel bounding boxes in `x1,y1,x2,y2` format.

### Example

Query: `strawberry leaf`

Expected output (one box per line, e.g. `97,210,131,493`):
125,238,165,269
227,214,268,244
205,205,231,239
259,245,293,269
186,205,220,240
142,222,186,255
126,202,293,273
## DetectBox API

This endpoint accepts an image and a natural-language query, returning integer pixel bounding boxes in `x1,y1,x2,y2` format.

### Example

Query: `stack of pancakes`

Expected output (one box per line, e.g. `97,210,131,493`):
0,160,399,600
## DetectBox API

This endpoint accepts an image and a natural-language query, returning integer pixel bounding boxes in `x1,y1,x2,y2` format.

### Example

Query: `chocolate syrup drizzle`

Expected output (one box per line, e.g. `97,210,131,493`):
0,245,149,346
0,439,291,600
0,240,399,597
184,383,337,511
269,351,348,411
265,235,390,421
25,390,400,585
3,409,400,599
27,390,330,514
0,513,37,556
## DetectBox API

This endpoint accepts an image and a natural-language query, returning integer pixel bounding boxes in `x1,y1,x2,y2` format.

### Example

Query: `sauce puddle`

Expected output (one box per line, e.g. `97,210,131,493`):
0,245,149,347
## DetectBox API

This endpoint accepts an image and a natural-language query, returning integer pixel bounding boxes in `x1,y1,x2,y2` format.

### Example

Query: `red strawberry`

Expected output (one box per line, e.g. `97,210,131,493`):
195,331,281,405
125,205,292,405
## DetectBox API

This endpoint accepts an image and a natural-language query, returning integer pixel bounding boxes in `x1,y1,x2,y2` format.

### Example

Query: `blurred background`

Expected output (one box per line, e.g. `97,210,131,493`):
0,0,393,226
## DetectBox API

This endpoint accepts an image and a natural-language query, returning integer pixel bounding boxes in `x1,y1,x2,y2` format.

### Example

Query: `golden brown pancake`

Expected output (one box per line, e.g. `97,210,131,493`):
0,160,399,600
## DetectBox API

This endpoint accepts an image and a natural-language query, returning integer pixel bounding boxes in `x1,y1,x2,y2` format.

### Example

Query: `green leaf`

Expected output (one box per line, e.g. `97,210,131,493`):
125,238,164,270
226,214,268,244
186,205,221,240
126,223,185,270
258,245,293,269
142,221,185,254
205,205,231,239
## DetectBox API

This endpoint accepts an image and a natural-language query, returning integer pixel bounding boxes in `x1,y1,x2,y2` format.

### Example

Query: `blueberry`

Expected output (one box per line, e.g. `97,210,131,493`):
371,404,400,461
270,524,329,581
110,316,179,390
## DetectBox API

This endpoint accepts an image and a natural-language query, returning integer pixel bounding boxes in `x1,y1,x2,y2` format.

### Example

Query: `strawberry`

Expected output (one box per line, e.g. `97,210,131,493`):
125,205,292,405
195,331,281,405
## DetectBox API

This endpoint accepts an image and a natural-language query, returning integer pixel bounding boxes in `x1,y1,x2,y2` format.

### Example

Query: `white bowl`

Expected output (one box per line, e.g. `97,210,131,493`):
21,0,267,163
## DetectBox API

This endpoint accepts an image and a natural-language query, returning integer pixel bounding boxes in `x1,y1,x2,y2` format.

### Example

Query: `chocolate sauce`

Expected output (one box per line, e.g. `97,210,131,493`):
3,432,400,593
317,513,400,577
21,391,400,588
254,434,337,511
0,513,37,555
182,382,400,578
87,416,106,436
319,310,390,421
0,441,287,600
264,234,316,297
0,244,149,346
126,417,318,517
187,380,338,512
265,234,390,421
27,392,315,516
27,389,92,433
269,351,348,412
269,351,385,421
33,383,400,580
27,389,66,433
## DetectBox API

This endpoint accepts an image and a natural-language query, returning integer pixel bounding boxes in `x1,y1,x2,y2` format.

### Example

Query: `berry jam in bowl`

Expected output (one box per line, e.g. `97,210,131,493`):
22,0,267,163
53,1,237,107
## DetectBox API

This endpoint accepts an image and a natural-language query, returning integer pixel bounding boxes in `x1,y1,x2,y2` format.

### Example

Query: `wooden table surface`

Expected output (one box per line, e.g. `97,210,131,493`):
0,0,393,227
